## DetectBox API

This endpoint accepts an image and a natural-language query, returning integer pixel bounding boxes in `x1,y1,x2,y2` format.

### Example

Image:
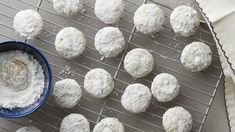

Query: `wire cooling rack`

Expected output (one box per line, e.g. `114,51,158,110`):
0,0,223,131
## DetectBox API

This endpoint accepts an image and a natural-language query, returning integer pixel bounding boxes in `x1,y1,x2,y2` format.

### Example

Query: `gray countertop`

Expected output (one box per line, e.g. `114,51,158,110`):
203,77,230,132
0,0,231,131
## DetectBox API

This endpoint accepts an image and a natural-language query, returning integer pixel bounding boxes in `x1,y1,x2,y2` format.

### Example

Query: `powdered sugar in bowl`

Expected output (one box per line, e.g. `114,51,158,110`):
0,41,51,118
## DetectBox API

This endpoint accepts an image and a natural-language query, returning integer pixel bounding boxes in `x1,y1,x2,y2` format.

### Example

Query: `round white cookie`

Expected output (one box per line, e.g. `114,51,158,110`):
95,27,126,57
163,106,193,132
170,5,200,37
95,0,124,24
53,0,83,16
13,9,43,39
134,4,164,34
60,113,90,132
151,73,180,102
181,42,212,72
84,68,114,98
16,126,41,132
121,83,152,113
124,48,154,78
55,27,86,59
93,117,125,132
53,78,82,109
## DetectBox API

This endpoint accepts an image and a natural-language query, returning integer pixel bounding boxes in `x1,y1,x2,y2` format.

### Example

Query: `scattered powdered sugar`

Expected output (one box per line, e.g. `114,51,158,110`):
0,50,44,109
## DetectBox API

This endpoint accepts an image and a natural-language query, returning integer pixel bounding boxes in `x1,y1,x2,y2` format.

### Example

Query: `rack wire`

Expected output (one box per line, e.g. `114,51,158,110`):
0,0,223,131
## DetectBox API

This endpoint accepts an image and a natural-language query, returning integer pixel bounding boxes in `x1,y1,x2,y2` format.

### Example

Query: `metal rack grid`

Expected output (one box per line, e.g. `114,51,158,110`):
0,0,223,131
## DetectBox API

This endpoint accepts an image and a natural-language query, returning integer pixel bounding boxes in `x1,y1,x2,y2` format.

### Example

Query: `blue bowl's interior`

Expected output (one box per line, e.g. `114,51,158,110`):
0,41,52,118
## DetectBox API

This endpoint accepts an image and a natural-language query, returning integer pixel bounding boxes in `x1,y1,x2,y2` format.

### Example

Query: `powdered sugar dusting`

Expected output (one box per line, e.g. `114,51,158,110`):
0,50,44,109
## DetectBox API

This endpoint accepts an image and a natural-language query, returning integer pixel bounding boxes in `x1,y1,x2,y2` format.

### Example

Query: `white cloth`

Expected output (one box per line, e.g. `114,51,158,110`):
197,0,235,81
196,0,235,131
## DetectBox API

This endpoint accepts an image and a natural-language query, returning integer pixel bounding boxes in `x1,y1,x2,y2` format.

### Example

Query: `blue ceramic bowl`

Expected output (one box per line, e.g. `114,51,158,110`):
0,41,52,118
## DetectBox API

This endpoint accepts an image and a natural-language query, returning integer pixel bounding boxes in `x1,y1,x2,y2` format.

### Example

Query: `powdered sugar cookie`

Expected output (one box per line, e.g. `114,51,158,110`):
53,78,82,109
16,126,41,132
84,68,114,98
95,0,124,24
55,27,86,59
93,117,125,132
121,83,152,113
151,73,180,102
60,113,90,132
163,106,193,132
124,48,154,78
53,0,83,16
95,27,126,57
134,4,164,34
13,9,43,39
181,42,212,72
170,5,200,37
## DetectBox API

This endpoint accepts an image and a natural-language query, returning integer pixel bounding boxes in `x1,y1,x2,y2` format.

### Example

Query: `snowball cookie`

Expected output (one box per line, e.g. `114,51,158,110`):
151,73,180,102
93,117,125,132
53,78,82,109
53,0,83,16
170,5,200,37
95,0,124,24
124,48,154,78
16,126,41,132
181,42,212,72
134,4,164,34
84,68,114,98
60,113,90,132
13,9,43,39
55,27,86,59
163,106,193,132
121,83,152,113
95,27,126,57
